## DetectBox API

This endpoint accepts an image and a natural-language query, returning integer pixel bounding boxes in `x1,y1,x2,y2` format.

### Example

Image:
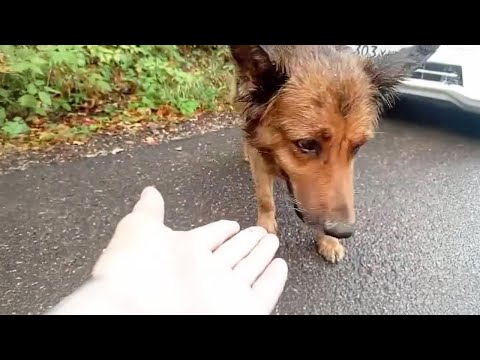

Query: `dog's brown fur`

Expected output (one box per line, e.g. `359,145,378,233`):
230,45,439,263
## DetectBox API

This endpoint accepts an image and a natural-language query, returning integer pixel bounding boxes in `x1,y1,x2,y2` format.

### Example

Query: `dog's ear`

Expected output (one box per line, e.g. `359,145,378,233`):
229,45,288,138
365,45,440,111
229,45,287,103
229,45,274,84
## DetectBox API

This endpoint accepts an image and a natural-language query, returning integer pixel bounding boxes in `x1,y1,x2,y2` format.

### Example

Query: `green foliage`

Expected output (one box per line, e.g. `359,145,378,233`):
1,117,30,138
0,45,234,139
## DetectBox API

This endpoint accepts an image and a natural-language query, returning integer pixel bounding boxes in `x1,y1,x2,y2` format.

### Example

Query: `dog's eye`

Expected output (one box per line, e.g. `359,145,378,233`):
296,139,321,154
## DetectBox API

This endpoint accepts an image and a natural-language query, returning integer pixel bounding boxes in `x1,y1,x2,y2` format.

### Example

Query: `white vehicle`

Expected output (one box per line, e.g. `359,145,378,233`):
349,45,480,115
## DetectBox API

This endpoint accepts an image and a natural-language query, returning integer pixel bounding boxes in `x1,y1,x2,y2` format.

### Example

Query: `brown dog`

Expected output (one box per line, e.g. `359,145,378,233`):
230,45,439,263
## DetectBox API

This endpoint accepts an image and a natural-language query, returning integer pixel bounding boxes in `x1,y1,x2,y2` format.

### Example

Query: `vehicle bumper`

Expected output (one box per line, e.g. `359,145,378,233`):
397,79,480,115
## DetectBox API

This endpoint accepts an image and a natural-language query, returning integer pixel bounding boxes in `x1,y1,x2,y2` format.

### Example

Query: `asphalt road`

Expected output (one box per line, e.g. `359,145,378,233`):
2,97,480,315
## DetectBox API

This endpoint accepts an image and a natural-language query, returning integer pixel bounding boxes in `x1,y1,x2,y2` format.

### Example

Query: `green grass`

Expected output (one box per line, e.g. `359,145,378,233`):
0,45,235,142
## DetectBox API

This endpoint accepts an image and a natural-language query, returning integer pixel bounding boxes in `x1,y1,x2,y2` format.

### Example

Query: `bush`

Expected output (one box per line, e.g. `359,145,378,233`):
0,45,235,139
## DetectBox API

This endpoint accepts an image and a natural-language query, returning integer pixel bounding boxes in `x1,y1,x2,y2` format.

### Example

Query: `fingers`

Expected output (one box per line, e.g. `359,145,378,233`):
131,187,241,252
187,220,240,251
233,234,280,286
213,227,267,268
132,186,165,223
252,258,288,314
105,186,168,252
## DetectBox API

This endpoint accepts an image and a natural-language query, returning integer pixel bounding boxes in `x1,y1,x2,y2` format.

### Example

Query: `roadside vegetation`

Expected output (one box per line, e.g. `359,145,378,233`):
0,45,235,151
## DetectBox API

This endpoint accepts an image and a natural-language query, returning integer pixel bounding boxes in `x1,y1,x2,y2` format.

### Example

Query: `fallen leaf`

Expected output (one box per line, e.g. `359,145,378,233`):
55,124,71,133
85,150,108,158
156,105,176,118
129,116,144,123
145,137,157,145
111,147,124,154
38,132,56,142
148,124,160,135
32,118,45,126
82,118,97,125
138,107,152,116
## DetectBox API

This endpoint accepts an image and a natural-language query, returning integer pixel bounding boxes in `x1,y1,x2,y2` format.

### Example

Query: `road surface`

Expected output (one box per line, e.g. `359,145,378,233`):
2,97,480,315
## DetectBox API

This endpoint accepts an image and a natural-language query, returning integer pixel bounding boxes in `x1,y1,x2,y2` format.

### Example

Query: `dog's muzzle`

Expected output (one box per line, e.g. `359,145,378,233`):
323,221,355,239
285,178,354,238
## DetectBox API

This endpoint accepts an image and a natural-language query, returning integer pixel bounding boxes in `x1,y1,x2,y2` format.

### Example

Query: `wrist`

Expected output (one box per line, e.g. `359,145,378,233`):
47,276,129,315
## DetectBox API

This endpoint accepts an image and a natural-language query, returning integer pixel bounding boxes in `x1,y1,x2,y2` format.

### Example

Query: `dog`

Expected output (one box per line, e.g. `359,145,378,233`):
229,45,439,263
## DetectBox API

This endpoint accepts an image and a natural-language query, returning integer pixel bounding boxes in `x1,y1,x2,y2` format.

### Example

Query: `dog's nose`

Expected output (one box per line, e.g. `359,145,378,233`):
323,221,355,239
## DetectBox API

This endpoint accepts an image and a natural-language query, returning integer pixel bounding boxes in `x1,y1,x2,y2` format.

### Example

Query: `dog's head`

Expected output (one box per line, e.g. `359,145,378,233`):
231,45,439,238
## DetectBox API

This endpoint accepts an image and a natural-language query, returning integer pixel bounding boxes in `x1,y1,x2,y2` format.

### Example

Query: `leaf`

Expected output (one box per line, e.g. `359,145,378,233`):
30,64,44,76
0,89,9,98
156,105,174,118
11,61,30,73
111,147,124,154
97,80,112,93
85,150,108,158
37,45,55,51
61,102,71,111
32,117,45,126
44,86,61,95
18,94,37,108
0,107,5,124
38,91,52,106
1,119,30,138
145,136,157,145
141,96,155,108
30,56,48,65
27,83,38,95
178,99,199,116
38,131,56,142
82,118,97,125
35,107,47,116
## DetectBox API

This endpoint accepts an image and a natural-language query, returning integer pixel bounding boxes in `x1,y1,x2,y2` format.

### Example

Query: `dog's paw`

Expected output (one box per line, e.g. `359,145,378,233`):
316,235,345,263
257,215,278,235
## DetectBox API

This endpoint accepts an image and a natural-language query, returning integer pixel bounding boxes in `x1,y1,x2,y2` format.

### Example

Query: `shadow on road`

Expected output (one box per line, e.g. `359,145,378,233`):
386,95,480,140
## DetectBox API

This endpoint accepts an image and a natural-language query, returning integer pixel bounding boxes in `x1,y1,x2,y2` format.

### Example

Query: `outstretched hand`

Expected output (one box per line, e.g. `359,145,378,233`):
50,186,288,315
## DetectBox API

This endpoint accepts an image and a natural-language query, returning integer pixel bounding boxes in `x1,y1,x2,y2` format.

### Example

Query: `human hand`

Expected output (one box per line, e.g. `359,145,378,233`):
50,186,288,315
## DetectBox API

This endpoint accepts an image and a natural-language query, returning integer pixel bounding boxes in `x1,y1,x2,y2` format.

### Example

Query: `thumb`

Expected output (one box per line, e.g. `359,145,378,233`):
132,186,165,224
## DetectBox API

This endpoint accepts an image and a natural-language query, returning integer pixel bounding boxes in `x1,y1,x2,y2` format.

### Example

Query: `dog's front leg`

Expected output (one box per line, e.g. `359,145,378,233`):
247,144,278,234
242,140,250,163
316,234,345,263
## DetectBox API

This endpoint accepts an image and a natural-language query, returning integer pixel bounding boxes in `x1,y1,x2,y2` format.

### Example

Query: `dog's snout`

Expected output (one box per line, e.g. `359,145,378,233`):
323,221,355,239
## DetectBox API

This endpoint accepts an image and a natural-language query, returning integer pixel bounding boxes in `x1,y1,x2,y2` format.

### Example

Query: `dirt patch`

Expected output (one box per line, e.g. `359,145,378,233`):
0,112,242,175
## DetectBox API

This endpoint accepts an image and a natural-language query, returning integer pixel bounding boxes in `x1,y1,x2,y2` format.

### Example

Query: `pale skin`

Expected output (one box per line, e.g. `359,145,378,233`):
48,186,288,315
244,141,345,263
